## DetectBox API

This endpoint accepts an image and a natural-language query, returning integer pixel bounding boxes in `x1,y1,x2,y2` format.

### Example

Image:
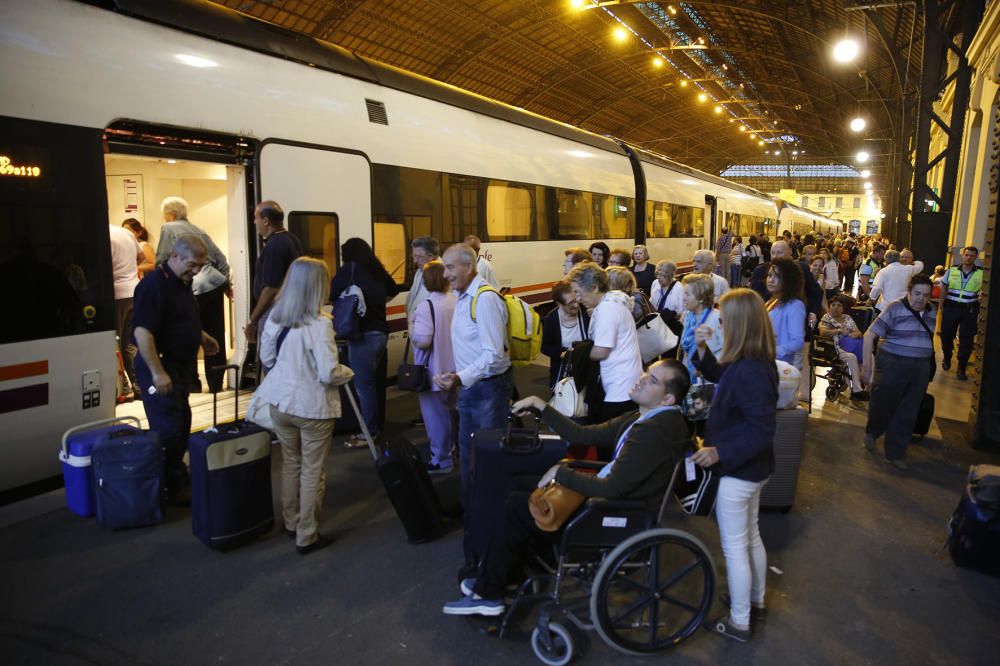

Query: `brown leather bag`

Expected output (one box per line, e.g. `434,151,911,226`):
528,481,586,532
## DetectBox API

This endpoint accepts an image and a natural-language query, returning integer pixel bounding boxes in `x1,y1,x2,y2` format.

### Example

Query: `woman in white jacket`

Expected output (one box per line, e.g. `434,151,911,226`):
256,257,347,554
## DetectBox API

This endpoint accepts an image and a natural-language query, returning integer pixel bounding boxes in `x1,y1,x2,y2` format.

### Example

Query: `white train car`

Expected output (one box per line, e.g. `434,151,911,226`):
776,201,844,238
0,0,778,496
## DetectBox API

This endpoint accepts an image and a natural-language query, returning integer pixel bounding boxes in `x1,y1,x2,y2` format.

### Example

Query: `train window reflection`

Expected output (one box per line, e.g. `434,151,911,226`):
287,212,339,277
374,221,407,284
486,181,533,240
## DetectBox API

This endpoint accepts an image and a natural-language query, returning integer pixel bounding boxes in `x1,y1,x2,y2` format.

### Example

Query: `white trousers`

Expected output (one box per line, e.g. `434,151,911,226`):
716,476,768,627
838,349,863,393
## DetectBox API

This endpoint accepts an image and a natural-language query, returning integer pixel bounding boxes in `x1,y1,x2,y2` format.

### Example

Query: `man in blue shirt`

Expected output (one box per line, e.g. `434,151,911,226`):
133,234,220,504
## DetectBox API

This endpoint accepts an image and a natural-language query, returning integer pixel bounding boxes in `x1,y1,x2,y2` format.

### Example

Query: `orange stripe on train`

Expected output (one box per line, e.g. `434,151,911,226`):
0,360,48,382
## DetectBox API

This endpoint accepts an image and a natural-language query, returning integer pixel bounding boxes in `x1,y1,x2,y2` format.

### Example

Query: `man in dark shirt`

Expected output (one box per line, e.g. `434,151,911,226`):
133,234,219,504
751,240,824,328
244,200,303,342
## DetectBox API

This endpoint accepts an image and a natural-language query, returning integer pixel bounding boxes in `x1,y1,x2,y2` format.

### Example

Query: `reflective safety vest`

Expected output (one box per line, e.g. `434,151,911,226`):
945,265,983,304
861,257,880,280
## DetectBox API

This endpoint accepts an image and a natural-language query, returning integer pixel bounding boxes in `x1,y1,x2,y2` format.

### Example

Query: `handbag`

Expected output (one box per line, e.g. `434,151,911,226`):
397,300,434,392
674,460,719,516
528,481,586,532
636,312,679,363
549,375,587,418
333,263,362,340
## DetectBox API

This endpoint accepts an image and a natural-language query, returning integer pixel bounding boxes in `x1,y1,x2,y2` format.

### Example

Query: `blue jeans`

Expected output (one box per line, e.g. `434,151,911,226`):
456,368,513,498
347,331,387,436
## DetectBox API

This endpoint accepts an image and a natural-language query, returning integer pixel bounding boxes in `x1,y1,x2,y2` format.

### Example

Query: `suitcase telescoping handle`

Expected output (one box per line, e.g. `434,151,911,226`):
341,380,378,462
210,364,241,428
61,416,142,458
501,409,542,455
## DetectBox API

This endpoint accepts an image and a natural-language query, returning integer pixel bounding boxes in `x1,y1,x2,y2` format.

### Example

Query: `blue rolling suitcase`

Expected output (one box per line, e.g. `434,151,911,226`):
947,465,1000,576
188,365,273,549
61,417,141,517
91,427,164,530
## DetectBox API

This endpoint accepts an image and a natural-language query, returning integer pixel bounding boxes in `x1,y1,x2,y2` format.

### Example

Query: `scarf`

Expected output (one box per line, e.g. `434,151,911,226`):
681,307,711,364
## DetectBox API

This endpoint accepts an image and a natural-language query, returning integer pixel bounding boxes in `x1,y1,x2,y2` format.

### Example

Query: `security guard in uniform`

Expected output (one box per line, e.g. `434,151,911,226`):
133,234,219,505
858,243,885,302
939,246,983,381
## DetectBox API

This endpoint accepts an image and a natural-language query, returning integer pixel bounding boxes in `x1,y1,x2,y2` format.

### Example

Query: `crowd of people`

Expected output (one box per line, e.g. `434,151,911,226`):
111,203,982,639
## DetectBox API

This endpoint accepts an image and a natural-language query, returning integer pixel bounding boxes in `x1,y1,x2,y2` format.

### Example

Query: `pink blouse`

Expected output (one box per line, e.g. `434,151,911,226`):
410,290,457,390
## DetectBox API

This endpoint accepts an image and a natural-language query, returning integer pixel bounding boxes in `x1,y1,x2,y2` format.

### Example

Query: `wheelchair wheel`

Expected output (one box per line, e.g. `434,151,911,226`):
825,384,839,400
589,528,715,655
530,621,574,666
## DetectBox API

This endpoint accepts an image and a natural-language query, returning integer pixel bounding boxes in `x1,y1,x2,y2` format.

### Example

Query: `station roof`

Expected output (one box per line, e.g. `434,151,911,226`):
207,0,922,176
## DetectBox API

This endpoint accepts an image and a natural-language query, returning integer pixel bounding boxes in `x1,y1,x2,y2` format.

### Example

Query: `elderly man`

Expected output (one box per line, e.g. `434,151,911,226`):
869,249,924,312
434,244,512,501
133,234,220,505
463,234,499,289
156,196,231,393
442,359,692,617
406,236,441,321
692,249,730,303
715,227,734,284
858,243,886,302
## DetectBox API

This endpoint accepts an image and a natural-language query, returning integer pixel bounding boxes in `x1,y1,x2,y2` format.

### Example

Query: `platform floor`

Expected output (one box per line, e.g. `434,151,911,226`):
3,362,999,665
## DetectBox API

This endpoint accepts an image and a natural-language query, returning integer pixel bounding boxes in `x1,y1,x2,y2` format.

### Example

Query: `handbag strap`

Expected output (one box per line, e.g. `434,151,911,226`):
404,298,436,363
902,300,934,338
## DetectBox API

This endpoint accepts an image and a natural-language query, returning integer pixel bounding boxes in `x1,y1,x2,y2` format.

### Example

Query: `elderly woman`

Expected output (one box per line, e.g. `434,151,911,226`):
650,260,684,332
819,295,867,401
861,275,936,471
630,245,656,296
410,260,458,474
568,262,642,421
541,281,590,388
678,273,723,380
256,257,346,554
588,242,610,269
608,248,631,267
764,258,807,370
607,266,651,322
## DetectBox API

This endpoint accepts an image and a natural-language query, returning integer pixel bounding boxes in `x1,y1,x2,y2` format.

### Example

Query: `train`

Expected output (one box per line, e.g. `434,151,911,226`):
0,0,840,497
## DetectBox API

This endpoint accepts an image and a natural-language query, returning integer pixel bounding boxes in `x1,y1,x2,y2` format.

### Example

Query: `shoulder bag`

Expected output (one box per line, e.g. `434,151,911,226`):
397,300,434,392
332,263,362,340
636,311,679,363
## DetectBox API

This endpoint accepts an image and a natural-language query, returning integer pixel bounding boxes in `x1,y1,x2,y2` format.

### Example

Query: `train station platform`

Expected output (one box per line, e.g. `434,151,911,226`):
2,363,999,664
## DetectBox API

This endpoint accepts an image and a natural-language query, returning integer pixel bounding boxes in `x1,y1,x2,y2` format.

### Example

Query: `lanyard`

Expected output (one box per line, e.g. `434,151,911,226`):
611,405,678,461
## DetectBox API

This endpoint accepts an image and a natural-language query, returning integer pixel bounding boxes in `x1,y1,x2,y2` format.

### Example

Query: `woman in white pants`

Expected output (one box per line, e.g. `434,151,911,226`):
690,289,778,642
256,257,346,555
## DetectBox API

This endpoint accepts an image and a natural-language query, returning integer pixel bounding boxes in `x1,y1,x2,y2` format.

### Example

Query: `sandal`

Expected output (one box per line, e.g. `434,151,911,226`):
343,434,370,449
705,615,751,642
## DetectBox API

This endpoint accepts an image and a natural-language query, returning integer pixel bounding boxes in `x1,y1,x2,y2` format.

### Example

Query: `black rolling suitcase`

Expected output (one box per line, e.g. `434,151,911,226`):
913,394,935,438
333,340,360,435
464,415,568,565
848,305,875,334
346,383,445,543
948,465,1000,576
188,365,274,549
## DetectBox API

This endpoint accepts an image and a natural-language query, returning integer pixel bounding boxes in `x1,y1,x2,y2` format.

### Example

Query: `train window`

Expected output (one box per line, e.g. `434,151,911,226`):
287,212,339,277
373,221,407,285
801,196,809,208
554,189,591,239
0,117,113,344
485,181,534,240
646,201,670,238
447,175,482,242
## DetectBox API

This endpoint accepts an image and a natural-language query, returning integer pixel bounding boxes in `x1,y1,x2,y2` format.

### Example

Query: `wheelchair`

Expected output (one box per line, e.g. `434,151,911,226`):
811,336,852,401
491,461,716,665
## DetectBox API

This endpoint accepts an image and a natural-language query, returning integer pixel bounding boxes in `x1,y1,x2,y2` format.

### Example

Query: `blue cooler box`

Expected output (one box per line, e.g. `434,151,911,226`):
61,417,140,517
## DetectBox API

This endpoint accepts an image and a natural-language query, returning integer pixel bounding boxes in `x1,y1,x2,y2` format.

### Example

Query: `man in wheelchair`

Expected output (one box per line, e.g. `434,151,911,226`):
443,359,692,617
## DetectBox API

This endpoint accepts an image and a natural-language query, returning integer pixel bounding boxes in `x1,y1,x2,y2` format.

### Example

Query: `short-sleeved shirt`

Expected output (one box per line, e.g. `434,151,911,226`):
869,299,936,358
108,225,140,300
820,313,858,345
253,230,303,302
132,263,202,362
589,291,643,402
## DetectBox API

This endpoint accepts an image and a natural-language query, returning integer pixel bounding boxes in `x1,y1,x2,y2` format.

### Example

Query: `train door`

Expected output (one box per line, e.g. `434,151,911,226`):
705,195,717,250
715,197,728,249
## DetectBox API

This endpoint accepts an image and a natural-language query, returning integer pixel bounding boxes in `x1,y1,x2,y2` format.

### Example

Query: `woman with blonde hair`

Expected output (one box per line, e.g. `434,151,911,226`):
630,244,656,296
690,288,778,642
677,273,722,379
255,257,348,554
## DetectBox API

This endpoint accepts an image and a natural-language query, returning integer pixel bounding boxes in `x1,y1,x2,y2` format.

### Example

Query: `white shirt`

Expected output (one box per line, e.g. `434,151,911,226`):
476,256,499,289
451,273,510,387
256,314,343,420
870,260,924,309
707,273,730,304
108,225,140,300
405,267,429,322
559,317,584,348
589,291,643,402
823,260,841,290
650,279,684,315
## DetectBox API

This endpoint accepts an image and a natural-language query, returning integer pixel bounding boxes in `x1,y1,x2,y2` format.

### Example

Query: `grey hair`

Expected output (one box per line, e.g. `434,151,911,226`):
568,261,609,293
884,250,901,264
632,244,649,260
411,236,440,257
161,196,189,220
655,260,677,277
607,266,637,294
171,233,207,259
693,249,716,266
268,257,331,328
444,243,477,266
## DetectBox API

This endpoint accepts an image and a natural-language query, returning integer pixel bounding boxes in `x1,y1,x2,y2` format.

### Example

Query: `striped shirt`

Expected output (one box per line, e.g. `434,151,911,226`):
869,298,936,358
451,273,510,387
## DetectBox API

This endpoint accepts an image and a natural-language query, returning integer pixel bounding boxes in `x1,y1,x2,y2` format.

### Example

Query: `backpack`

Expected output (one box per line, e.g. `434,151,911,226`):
471,286,541,366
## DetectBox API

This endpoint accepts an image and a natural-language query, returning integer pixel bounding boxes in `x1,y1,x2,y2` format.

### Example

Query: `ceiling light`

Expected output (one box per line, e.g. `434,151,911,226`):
679,79,688,87
792,150,799,155
175,54,218,68
728,118,734,123
850,117,867,132
739,126,746,132
714,105,723,114
652,57,663,68
668,5,677,15
570,0,586,8
613,27,629,42
167,159,177,164
833,38,860,63
860,169,871,178
856,150,870,162
864,182,873,189
697,93,707,102
758,140,765,146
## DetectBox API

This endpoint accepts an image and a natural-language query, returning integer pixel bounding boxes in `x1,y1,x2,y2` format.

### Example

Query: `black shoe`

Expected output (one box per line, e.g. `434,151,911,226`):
283,528,296,540
850,390,870,402
297,533,334,555
942,359,951,371
410,417,425,426
190,380,203,394
957,370,968,381
426,462,454,476
705,615,751,642
720,593,768,621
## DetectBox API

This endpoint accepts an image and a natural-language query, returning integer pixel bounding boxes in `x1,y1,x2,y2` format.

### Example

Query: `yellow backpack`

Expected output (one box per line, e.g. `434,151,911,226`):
470,286,542,366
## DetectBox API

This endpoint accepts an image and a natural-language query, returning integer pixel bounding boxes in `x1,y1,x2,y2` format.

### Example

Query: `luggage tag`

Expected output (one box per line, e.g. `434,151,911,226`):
685,455,697,482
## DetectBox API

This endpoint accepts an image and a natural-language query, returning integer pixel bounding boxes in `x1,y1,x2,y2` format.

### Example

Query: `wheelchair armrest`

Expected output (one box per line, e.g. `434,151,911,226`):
562,459,608,471
583,497,648,512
